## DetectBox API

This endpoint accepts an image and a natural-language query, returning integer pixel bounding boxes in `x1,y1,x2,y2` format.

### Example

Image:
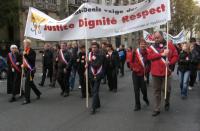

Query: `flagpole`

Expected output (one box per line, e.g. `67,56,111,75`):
164,22,169,100
85,38,89,108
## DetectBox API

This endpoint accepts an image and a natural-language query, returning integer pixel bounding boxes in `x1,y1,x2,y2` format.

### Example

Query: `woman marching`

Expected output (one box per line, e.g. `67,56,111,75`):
7,45,22,102
178,43,192,99
129,38,150,111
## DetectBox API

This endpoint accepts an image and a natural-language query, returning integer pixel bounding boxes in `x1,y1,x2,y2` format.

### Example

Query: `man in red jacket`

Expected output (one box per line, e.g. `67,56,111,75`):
147,31,178,116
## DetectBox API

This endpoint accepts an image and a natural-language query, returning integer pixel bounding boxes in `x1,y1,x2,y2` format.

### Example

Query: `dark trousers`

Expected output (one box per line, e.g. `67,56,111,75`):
132,72,148,108
189,69,197,87
57,71,70,93
7,70,21,96
51,65,58,86
90,79,101,109
152,76,171,112
79,73,91,97
107,68,117,91
24,71,41,101
41,66,53,85
120,60,125,76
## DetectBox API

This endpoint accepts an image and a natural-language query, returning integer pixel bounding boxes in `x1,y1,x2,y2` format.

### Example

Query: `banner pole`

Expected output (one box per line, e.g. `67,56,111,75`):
85,38,89,108
164,22,169,100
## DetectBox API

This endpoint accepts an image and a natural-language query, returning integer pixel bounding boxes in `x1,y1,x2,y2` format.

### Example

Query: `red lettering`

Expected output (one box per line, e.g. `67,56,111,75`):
149,8,156,14
122,16,129,23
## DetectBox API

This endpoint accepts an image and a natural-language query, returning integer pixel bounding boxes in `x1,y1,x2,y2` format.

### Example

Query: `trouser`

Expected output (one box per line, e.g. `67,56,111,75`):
152,76,171,112
120,60,125,76
7,70,14,94
179,71,190,97
69,66,76,90
24,71,41,101
40,66,53,85
57,71,70,93
51,65,58,86
189,69,197,87
132,72,148,108
79,73,91,97
90,79,101,109
11,72,21,97
107,68,117,91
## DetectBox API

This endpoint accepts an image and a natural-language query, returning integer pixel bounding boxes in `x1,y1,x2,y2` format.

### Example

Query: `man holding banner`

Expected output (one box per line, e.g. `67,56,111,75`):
147,31,178,116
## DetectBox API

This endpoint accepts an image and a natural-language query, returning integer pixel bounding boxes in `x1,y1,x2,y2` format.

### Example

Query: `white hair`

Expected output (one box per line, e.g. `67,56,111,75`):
10,45,18,51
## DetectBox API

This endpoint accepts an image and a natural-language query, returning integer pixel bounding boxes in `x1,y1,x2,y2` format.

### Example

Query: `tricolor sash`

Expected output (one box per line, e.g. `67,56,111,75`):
59,49,68,65
23,57,34,71
136,48,145,68
150,45,166,64
8,53,21,73
88,52,92,61
91,65,103,77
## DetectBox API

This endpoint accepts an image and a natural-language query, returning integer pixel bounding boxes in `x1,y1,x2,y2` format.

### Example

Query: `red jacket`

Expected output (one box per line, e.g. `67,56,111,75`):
126,50,133,63
129,48,150,76
147,41,179,76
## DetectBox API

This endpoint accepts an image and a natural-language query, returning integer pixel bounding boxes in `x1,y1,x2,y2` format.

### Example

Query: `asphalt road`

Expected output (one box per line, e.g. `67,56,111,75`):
0,69,200,131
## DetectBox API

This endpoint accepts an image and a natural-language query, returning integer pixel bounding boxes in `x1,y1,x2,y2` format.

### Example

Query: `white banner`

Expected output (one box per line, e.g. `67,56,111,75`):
24,0,171,41
143,30,186,44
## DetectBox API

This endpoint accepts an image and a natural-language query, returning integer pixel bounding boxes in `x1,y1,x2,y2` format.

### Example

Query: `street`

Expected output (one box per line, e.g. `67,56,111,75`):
0,68,199,131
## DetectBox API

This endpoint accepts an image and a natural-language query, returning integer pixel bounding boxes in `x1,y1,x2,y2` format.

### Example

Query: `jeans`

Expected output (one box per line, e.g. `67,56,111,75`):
69,67,76,90
198,71,200,81
179,71,190,97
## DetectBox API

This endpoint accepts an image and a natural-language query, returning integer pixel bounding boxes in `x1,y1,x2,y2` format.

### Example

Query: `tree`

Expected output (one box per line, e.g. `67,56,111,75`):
171,0,200,38
0,0,19,41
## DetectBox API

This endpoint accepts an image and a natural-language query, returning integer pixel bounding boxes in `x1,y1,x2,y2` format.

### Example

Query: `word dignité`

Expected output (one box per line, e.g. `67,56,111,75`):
79,17,117,29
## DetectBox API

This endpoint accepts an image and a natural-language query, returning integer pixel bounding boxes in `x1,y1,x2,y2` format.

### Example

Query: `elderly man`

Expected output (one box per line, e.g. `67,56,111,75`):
147,31,178,116
22,39,41,105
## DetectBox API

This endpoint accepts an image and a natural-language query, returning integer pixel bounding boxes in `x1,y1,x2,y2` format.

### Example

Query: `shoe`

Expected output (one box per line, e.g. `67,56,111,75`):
38,83,44,87
113,89,117,93
81,95,86,98
9,97,16,103
60,91,64,96
49,83,55,88
152,111,160,117
165,103,170,111
37,93,41,100
90,108,96,115
134,107,141,111
63,92,69,97
181,95,187,99
97,104,101,108
78,85,81,89
22,100,30,105
144,99,149,106
188,86,193,90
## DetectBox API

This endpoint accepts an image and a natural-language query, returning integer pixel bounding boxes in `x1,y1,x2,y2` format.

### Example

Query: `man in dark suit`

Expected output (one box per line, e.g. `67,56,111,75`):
39,43,53,86
22,39,41,105
57,43,72,97
88,42,104,114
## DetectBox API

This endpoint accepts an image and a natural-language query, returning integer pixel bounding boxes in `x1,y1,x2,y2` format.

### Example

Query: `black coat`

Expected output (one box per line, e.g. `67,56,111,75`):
57,50,72,73
88,51,104,81
77,52,86,75
42,49,53,67
178,51,192,72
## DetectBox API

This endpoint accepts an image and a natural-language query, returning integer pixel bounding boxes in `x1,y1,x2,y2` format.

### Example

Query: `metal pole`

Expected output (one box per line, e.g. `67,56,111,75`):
85,39,89,108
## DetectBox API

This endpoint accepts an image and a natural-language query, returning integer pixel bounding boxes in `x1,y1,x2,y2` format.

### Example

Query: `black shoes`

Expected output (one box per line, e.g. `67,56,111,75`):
90,108,96,115
144,99,150,106
22,100,31,105
9,97,16,103
152,111,160,117
165,103,170,111
63,92,69,97
38,83,44,87
134,107,141,111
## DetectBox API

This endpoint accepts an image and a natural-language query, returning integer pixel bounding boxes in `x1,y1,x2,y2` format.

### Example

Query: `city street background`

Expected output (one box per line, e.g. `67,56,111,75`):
0,66,199,131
